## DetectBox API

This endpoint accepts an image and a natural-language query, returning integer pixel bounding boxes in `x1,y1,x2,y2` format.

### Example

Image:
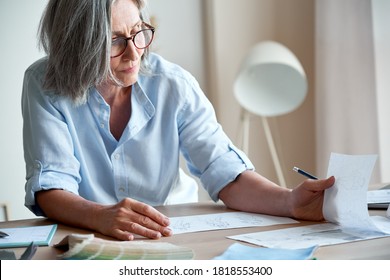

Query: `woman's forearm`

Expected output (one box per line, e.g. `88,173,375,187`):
35,189,172,240
218,170,292,217
219,170,335,221
35,189,105,231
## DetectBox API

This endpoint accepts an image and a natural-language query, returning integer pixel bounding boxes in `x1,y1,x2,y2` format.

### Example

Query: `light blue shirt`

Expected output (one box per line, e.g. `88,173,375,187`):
22,53,254,216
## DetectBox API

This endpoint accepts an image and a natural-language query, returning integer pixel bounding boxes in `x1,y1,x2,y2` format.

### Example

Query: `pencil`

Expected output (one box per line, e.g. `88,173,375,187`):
293,167,318,180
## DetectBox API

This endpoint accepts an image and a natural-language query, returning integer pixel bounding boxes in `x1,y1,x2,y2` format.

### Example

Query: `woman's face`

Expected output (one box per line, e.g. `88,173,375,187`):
110,0,144,87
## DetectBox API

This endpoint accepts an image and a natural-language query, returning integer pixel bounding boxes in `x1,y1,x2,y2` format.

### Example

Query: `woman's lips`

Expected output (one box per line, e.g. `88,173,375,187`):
121,63,138,74
121,67,135,73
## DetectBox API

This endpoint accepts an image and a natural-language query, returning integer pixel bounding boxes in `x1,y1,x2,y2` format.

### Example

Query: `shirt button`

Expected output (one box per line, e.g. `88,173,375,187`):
100,123,105,128
119,186,125,192
114,154,120,160
146,104,154,112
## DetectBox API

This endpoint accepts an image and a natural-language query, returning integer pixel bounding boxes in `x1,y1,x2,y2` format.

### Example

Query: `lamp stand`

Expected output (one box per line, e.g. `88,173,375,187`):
239,109,287,187
240,108,250,155
261,116,286,187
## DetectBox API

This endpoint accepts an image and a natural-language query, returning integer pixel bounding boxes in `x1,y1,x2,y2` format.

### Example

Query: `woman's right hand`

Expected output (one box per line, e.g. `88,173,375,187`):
93,198,173,241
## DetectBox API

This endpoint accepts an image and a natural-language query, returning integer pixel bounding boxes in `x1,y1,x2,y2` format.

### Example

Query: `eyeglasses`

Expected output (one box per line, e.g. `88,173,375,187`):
110,22,155,58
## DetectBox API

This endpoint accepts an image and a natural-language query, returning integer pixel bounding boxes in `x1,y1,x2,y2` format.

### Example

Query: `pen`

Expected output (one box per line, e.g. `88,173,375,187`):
19,242,38,260
293,167,318,180
0,230,9,238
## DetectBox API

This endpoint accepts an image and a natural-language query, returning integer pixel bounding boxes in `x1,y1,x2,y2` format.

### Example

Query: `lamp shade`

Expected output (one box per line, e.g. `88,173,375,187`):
234,41,308,117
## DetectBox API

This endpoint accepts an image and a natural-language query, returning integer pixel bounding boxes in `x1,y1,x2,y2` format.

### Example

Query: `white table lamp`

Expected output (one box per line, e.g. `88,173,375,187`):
234,41,308,187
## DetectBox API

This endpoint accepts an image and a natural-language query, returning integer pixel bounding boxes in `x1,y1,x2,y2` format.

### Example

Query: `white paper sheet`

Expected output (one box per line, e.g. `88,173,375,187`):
228,221,389,249
323,153,383,231
169,212,298,234
228,153,390,248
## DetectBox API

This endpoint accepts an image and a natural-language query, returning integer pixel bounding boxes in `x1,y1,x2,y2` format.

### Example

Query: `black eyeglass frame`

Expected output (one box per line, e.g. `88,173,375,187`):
110,22,155,58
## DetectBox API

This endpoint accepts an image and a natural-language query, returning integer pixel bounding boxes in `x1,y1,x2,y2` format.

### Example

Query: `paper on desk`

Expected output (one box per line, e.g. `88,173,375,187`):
169,212,298,234
367,189,390,204
228,153,390,249
367,188,390,211
228,221,389,249
213,243,318,260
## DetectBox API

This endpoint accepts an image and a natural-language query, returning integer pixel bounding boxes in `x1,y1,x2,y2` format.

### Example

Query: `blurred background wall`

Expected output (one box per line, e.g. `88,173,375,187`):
0,0,47,220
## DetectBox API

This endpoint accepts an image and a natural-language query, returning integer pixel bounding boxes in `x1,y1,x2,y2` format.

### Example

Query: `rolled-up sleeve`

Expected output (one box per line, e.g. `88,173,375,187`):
178,76,254,202
199,143,253,201
22,60,81,216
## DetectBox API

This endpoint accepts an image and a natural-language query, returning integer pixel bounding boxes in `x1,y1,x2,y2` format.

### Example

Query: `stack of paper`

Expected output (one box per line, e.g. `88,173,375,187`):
367,188,390,209
55,234,194,260
228,153,390,249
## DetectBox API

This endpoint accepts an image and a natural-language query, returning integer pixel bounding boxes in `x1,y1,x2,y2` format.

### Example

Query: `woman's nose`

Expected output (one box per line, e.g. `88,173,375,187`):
122,40,141,61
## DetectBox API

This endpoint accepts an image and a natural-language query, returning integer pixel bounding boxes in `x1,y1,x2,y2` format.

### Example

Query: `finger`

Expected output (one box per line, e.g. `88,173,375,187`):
137,214,173,236
320,176,335,189
122,221,165,239
129,199,170,227
305,176,335,192
118,199,172,237
111,229,135,241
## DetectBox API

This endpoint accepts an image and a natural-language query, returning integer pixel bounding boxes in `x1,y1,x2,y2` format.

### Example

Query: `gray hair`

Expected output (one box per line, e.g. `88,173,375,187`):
38,0,148,104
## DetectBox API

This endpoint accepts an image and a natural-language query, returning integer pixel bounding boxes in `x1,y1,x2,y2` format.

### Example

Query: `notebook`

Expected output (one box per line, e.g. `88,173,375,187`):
367,184,390,209
0,224,57,248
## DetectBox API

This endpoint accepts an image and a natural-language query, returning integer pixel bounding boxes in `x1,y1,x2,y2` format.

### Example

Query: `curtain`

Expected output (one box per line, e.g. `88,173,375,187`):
372,0,390,183
315,0,381,182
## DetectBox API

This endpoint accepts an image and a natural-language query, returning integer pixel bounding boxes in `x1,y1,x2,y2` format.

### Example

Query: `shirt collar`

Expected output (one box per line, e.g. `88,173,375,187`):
87,83,155,143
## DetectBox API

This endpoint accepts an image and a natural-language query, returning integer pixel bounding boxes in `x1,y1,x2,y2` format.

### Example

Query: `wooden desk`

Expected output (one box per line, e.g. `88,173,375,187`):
1,202,390,260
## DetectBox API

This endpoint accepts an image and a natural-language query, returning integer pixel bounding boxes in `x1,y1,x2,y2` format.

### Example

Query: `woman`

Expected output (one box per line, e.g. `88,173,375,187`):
22,0,334,241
